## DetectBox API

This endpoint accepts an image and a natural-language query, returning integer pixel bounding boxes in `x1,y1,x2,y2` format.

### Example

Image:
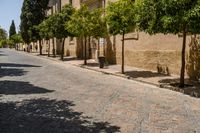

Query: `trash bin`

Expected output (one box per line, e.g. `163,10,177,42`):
98,56,105,68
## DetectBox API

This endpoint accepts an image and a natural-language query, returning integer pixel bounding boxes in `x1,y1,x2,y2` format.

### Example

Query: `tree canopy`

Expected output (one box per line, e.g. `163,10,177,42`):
0,27,8,48
0,27,7,40
20,0,49,43
135,0,200,87
9,20,16,39
135,0,200,34
106,0,136,35
53,4,75,39
66,5,93,38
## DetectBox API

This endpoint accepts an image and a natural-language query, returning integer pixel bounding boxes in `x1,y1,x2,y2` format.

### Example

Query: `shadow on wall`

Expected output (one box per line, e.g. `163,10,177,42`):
0,81,54,95
105,36,117,64
0,98,120,133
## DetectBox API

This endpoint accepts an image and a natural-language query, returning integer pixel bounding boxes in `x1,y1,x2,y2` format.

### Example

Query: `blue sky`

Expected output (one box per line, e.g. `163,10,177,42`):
0,0,23,34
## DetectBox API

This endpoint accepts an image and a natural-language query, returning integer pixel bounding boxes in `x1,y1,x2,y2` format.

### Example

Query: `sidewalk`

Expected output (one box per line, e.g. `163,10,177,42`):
67,58,178,87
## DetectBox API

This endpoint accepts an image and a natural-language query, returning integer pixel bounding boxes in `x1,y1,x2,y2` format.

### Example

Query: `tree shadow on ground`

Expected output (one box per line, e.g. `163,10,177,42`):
0,63,41,68
81,62,109,68
0,98,120,133
0,54,7,56
124,70,168,79
159,78,200,98
0,63,41,78
0,81,54,95
62,57,78,62
84,62,99,67
0,68,27,78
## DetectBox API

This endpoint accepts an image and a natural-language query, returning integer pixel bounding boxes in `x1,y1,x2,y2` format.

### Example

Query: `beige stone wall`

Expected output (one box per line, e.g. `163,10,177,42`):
105,32,191,75
63,37,77,57
61,0,68,7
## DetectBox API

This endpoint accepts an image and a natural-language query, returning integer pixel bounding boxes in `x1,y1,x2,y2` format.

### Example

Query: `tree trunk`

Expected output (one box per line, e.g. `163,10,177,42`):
180,25,187,88
121,32,125,74
84,36,87,65
89,36,91,58
39,40,42,55
27,44,30,53
97,38,100,58
61,38,65,61
47,40,50,57
52,38,56,57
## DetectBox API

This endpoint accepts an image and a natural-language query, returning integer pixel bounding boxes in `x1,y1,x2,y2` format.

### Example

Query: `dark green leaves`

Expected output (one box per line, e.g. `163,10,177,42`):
9,20,16,39
106,0,136,35
136,0,200,34
20,0,49,43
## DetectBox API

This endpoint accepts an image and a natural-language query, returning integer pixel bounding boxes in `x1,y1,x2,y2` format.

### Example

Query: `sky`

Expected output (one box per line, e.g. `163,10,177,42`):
0,0,23,34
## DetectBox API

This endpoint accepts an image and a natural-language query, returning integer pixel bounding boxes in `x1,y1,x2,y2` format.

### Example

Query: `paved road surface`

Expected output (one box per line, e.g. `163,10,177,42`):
0,49,200,133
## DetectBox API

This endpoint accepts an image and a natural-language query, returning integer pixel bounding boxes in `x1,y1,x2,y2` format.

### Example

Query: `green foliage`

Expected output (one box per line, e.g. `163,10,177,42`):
0,27,7,40
9,20,16,39
20,0,49,43
11,34,23,44
135,0,200,34
38,4,75,41
67,5,107,38
66,5,92,38
106,0,136,35
0,39,7,48
0,27,7,48
90,9,107,38
37,19,48,40
6,39,15,48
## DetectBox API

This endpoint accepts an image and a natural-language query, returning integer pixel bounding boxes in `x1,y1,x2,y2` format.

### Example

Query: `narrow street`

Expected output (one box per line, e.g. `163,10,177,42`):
0,48,200,133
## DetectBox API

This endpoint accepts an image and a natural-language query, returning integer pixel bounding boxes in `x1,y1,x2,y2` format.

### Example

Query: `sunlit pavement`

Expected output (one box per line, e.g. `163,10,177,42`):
0,48,200,133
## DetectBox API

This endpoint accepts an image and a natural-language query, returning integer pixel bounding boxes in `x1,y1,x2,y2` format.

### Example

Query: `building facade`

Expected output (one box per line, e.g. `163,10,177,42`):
46,0,191,75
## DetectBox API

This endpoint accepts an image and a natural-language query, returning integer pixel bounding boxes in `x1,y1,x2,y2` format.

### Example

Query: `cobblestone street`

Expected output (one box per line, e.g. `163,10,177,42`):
0,49,200,133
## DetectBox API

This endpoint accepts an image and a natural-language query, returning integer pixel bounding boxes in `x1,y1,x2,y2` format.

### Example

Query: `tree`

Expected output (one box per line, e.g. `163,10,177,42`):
9,20,16,39
6,39,15,48
51,4,75,61
106,0,136,74
37,16,54,57
20,0,49,54
66,5,101,65
136,0,200,87
11,33,23,50
0,40,7,48
0,27,8,48
0,27,7,40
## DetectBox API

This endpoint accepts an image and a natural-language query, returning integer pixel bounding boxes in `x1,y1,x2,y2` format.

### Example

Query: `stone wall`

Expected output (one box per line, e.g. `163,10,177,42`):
106,32,191,75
